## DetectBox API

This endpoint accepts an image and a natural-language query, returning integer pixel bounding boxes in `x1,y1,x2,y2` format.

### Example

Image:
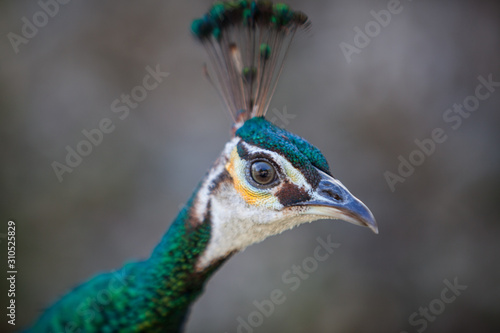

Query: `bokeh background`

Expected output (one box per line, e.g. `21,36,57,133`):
1,0,500,332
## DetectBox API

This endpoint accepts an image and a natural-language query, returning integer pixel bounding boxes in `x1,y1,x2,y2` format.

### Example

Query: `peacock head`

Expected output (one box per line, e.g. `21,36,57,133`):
195,116,377,269
230,116,376,233
191,1,377,269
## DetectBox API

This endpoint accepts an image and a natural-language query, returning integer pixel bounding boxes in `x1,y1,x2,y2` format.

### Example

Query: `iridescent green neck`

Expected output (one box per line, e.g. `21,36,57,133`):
26,184,229,333
134,189,224,331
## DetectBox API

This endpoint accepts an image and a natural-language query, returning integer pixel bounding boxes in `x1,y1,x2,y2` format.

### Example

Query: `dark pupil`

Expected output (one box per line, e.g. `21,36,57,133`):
251,161,275,185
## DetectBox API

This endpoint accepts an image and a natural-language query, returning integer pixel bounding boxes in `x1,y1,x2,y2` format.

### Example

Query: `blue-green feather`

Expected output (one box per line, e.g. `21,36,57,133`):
26,188,227,333
236,117,331,186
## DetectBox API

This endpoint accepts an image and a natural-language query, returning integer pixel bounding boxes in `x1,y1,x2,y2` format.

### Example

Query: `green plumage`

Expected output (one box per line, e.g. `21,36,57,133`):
191,1,307,40
27,188,227,333
260,43,272,60
237,117,331,185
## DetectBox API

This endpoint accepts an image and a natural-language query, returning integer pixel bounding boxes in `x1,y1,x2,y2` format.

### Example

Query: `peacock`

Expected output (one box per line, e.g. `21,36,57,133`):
27,2,377,332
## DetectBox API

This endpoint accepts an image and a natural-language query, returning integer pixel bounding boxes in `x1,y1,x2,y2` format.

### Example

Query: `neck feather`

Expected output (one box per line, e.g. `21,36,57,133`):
128,139,240,329
133,192,227,330
28,181,230,333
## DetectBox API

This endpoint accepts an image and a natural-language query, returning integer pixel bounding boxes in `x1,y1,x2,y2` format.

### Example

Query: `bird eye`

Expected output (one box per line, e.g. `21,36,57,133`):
250,161,276,186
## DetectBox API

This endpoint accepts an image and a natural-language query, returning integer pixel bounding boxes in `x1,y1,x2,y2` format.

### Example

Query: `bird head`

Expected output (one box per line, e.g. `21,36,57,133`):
231,117,376,233
195,117,377,269
191,2,377,269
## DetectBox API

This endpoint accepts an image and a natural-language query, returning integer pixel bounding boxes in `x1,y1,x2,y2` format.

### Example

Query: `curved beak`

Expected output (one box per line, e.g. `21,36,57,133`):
296,169,378,234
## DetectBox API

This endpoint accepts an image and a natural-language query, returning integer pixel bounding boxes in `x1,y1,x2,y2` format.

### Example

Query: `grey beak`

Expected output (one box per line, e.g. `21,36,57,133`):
296,169,378,234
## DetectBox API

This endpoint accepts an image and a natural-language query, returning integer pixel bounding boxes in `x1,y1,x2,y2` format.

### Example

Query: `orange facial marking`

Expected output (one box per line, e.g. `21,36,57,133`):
225,148,273,206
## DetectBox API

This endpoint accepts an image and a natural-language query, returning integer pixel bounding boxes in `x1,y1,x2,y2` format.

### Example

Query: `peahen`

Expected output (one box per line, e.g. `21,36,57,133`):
27,2,377,332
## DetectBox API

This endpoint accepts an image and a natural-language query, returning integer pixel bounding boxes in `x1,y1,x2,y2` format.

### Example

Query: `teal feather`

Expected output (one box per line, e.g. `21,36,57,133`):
27,187,229,332
237,117,331,179
260,43,272,60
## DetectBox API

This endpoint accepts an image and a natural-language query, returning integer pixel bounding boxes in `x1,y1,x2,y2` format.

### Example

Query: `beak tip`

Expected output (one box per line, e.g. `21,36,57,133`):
369,223,379,234
363,212,378,235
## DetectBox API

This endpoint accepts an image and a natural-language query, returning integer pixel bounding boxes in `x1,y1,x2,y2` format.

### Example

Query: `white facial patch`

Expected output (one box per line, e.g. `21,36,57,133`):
196,141,320,271
192,137,240,223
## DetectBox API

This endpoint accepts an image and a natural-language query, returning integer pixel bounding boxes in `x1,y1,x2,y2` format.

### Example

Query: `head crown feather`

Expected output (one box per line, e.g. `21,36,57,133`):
191,1,310,130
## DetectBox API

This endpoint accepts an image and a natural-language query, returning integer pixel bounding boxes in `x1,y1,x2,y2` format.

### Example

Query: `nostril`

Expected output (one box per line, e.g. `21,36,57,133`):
322,188,342,201
332,193,342,201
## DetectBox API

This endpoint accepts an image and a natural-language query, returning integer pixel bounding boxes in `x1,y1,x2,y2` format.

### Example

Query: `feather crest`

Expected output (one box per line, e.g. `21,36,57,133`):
192,1,310,129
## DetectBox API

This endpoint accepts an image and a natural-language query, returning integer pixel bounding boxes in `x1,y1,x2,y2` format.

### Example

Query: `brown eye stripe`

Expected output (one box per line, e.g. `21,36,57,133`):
276,181,311,206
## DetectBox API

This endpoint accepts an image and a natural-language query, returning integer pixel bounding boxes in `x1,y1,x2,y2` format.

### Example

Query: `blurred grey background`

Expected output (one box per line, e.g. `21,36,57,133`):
1,0,500,332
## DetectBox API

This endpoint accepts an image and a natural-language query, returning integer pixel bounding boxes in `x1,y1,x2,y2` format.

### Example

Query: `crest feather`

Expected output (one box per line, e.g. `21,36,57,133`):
191,1,310,130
